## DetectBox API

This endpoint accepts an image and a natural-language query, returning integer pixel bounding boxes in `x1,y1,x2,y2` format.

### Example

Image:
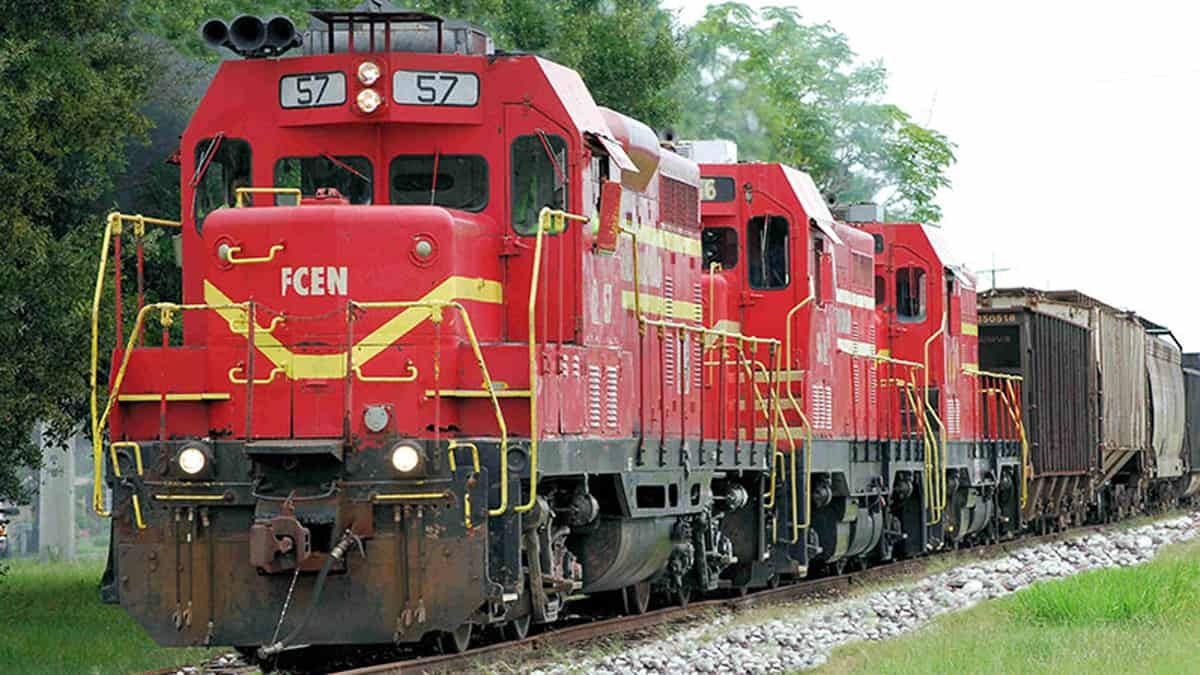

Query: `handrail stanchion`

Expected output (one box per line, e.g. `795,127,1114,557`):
91,213,182,518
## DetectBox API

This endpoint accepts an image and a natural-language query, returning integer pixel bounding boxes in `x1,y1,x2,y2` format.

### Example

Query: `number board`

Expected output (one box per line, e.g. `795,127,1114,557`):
392,70,480,107
700,176,736,202
279,72,347,109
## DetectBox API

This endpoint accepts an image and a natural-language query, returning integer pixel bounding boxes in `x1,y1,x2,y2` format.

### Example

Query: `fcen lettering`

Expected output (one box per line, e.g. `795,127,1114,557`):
281,266,348,296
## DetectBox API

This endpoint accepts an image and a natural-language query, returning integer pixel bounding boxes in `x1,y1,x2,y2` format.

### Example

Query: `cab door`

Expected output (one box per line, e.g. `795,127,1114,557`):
502,104,577,437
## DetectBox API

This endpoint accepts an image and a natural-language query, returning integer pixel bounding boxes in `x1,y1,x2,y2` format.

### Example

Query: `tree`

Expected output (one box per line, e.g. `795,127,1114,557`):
675,3,956,222
0,0,157,500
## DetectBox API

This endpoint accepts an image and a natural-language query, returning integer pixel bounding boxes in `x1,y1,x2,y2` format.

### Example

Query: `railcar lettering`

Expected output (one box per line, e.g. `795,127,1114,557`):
392,70,480,106
281,266,348,296
279,72,347,109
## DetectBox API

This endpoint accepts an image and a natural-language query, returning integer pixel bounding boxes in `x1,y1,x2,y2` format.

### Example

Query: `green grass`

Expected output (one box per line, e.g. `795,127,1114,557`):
818,539,1200,674
0,558,218,675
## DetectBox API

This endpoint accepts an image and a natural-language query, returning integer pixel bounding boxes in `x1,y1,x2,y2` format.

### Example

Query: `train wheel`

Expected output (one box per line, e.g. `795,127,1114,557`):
624,581,652,615
676,587,691,609
439,623,473,654
502,614,531,641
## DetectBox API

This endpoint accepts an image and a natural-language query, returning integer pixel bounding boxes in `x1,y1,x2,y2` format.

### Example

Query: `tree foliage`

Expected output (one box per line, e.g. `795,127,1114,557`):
0,0,157,499
675,3,955,222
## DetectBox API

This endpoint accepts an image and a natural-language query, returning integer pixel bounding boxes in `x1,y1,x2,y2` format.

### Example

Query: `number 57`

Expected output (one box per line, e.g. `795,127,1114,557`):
416,73,459,104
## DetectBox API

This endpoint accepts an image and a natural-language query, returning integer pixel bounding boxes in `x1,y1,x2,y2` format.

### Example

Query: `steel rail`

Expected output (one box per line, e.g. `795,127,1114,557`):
327,521,1127,675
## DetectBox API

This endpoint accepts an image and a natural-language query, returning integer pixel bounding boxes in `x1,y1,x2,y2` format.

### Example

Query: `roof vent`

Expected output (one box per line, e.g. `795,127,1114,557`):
845,202,885,223
675,140,738,164
302,1,492,56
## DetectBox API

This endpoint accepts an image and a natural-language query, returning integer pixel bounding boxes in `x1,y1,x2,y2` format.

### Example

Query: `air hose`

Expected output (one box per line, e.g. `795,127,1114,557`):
257,529,359,659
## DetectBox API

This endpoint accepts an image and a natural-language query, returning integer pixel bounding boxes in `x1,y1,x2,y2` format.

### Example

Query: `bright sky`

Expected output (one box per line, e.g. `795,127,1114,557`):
664,0,1200,347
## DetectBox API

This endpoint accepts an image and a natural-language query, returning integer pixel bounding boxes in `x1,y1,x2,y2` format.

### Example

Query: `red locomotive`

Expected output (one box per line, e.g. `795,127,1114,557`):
89,3,1200,659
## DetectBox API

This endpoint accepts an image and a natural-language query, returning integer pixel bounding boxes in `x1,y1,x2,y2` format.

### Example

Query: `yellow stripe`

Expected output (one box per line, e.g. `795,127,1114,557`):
118,393,231,403
836,337,876,357
204,276,503,380
621,290,702,322
633,225,701,256
753,369,805,383
836,288,874,310
961,322,978,336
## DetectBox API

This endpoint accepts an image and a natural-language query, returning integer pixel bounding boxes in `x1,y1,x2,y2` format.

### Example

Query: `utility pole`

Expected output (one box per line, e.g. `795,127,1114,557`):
36,423,76,562
977,253,1011,291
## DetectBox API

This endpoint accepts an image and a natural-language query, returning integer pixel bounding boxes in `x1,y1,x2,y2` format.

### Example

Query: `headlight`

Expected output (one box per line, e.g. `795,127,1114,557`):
357,61,381,86
178,447,208,475
356,88,382,114
391,444,421,473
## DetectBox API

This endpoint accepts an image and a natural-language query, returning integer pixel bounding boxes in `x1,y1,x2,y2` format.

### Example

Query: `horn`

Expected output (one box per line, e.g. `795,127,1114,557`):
200,18,231,50
264,15,301,53
229,15,267,54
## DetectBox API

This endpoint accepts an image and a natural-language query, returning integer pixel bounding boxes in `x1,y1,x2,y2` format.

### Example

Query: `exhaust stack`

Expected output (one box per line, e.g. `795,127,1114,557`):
200,18,231,50
204,15,302,58
229,15,268,54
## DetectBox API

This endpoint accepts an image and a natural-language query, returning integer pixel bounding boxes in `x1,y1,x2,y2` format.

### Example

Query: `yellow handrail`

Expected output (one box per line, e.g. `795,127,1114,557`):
91,212,182,518
446,441,482,474
961,365,1030,507
923,323,947,523
235,187,302,208
353,362,419,383
92,302,247,518
109,441,147,529
520,208,590,514
447,441,482,529
228,365,286,385
353,299,513,517
223,243,285,265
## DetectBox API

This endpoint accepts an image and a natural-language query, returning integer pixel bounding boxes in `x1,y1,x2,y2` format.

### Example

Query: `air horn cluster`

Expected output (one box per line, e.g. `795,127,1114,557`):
202,15,302,58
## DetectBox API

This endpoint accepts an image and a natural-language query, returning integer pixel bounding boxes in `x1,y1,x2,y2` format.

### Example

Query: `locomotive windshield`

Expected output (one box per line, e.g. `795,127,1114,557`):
389,154,488,211
274,155,373,204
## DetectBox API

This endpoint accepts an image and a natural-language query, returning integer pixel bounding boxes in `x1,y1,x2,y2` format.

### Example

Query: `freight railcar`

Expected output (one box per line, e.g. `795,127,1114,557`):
979,289,1195,524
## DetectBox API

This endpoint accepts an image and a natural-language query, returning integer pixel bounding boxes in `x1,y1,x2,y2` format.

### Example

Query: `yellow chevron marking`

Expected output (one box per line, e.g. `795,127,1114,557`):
621,290,702,322
204,276,503,380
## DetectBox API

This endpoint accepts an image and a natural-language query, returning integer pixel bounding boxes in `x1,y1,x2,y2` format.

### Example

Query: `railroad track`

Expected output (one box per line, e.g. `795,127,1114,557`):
330,522,1115,675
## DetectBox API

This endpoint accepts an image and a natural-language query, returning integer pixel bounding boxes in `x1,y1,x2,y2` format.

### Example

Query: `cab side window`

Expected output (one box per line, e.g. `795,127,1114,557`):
511,133,568,235
896,266,927,322
275,155,373,205
747,215,789,290
193,137,251,231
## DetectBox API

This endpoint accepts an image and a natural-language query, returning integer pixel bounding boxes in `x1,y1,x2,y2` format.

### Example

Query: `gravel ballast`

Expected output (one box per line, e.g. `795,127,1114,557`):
539,511,1200,674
